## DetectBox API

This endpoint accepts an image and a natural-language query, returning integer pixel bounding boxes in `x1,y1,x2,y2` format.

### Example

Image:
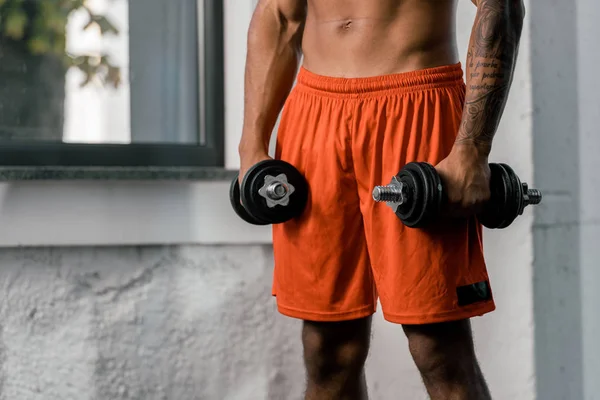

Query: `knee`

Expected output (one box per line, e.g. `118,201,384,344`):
303,330,369,376
302,318,371,383
403,320,477,382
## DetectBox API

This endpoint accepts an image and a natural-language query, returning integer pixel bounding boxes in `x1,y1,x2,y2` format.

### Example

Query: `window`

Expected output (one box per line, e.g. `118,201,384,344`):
0,0,224,167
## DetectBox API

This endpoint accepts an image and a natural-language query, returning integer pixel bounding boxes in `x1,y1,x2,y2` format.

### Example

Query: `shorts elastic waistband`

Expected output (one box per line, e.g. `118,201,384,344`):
296,63,464,98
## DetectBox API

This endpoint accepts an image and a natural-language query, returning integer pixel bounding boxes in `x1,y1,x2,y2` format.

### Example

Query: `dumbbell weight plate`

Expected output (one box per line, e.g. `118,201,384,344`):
477,163,507,229
394,163,423,227
497,163,523,229
240,160,308,224
478,163,519,229
229,173,271,225
420,162,444,226
395,162,441,228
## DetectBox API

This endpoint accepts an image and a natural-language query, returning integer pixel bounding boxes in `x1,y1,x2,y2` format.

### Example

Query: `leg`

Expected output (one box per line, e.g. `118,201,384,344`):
271,70,377,399
403,319,491,400
302,316,372,400
350,65,496,397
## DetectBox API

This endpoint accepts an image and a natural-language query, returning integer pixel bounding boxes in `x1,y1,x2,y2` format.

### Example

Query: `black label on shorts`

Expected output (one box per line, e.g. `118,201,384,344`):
456,280,492,307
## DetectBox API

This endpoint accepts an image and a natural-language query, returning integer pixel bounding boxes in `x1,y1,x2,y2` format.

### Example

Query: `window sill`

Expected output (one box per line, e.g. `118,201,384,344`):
0,171,273,247
0,166,238,181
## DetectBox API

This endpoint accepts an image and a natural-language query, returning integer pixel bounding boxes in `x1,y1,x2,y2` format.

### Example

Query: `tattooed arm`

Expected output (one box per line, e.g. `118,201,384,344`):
434,0,525,215
456,0,526,154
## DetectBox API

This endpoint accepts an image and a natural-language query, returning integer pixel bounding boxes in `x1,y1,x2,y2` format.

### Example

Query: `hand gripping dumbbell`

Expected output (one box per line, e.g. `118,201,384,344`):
371,162,542,229
229,160,309,225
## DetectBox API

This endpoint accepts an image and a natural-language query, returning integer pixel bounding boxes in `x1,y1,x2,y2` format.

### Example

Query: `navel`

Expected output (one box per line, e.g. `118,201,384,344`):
340,19,353,31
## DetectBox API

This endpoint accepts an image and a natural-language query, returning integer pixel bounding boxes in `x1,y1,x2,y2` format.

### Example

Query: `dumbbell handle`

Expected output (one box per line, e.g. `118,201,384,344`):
372,181,542,208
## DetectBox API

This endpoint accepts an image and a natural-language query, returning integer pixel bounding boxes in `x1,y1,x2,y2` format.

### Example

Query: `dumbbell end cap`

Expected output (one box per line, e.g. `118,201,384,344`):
372,183,404,203
526,189,542,205
372,186,386,202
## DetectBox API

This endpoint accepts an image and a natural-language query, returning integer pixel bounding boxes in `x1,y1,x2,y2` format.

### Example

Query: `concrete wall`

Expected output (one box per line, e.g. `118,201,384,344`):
0,246,301,400
531,0,600,399
530,0,582,398
0,235,535,400
577,1,600,398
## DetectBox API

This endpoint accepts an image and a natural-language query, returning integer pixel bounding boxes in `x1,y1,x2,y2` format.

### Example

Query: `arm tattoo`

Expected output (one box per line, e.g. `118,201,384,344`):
455,0,524,152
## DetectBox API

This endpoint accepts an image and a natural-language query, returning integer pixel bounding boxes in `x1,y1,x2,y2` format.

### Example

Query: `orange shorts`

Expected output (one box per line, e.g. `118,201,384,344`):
272,63,495,325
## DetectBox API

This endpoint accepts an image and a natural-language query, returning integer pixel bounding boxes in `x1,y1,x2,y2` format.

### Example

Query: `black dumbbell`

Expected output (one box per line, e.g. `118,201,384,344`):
372,162,542,229
229,159,309,225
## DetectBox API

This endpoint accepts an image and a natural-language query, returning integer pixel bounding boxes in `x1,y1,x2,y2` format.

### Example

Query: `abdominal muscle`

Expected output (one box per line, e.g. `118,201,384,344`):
301,0,461,78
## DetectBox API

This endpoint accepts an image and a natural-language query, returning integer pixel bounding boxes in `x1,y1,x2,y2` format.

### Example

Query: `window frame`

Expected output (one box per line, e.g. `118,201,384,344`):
0,0,224,168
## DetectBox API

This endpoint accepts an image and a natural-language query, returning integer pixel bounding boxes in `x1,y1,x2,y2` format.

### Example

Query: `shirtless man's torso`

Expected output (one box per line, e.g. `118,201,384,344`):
302,0,459,77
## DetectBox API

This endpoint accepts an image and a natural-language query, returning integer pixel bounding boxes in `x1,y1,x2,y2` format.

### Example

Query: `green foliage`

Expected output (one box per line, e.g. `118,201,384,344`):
0,0,121,88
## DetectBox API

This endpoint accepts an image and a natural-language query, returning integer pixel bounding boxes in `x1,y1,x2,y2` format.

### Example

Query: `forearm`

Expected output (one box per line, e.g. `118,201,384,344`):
456,0,525,155
239,1,306,156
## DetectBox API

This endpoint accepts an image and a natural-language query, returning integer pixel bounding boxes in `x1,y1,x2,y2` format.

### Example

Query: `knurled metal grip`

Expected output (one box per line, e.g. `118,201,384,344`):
258,173,296,208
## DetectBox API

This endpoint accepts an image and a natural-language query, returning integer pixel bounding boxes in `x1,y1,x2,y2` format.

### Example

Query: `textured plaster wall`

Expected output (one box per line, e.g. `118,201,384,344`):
0,246,303,400
0,239,535,400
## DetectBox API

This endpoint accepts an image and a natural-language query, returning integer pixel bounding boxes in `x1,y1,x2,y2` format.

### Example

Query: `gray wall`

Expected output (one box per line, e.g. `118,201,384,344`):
0,246,305,400
531,0,582,398
576,2,600,399
0,238,533,400
531,0,600,398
